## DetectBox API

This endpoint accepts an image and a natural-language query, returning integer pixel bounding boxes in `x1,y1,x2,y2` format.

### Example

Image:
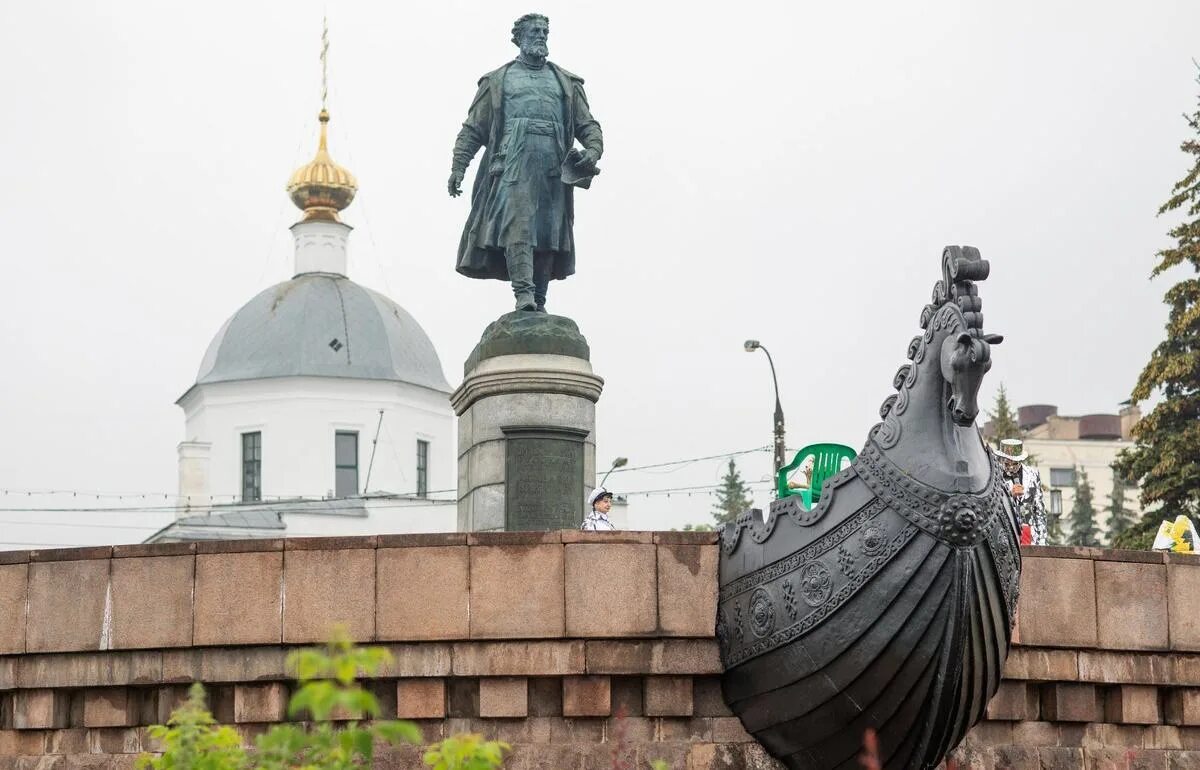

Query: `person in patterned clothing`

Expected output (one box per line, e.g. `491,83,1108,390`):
995,439,1048,545
582,487,615,531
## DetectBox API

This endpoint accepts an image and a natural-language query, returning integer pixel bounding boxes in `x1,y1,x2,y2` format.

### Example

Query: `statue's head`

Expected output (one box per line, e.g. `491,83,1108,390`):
512,13,550,58
939,331,1003,427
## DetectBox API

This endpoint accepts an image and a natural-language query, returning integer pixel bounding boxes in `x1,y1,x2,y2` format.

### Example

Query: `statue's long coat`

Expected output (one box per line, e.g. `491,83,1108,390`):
452,61,603,281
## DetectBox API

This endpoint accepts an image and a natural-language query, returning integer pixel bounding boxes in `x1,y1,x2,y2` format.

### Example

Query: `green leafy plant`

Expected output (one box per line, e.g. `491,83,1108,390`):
138,629,422,770
136,683,247,770
422,733,510,770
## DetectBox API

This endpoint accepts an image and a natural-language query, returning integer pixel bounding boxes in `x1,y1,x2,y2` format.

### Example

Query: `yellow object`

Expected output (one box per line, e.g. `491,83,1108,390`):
286,109,358,222
1152,515,1198,553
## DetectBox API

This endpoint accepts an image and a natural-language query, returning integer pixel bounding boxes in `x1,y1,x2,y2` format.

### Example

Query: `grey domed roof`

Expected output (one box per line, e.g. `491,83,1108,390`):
191,274,451,394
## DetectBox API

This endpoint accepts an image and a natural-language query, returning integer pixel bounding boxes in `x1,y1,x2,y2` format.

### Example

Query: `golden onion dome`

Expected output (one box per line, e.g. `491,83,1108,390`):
286,109,357,222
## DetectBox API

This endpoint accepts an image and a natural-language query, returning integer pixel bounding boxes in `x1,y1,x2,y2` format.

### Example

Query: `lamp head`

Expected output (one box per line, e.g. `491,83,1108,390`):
744,340,760,352
612,457,629,469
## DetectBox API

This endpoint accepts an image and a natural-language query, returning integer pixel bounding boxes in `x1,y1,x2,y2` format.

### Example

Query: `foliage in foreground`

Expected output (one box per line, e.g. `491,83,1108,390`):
137,629,508,770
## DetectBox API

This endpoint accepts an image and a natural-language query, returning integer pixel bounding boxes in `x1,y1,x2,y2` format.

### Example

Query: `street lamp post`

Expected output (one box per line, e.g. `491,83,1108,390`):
744,340,787,483
599,456,628,488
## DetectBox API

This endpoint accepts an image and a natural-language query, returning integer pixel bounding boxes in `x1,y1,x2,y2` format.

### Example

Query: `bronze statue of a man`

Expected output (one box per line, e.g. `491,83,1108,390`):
448,13,604,313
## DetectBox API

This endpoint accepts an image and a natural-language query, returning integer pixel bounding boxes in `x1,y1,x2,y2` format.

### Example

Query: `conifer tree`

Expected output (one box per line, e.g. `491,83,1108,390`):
1067,468,1101,547
1106,468,1136,544
712,459,753,526
1115,67,1200,539
986,384,1021,447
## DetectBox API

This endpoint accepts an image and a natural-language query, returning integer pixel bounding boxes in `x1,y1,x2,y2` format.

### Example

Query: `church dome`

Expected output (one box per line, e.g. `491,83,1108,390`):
286,109,357,222
190,274,451,394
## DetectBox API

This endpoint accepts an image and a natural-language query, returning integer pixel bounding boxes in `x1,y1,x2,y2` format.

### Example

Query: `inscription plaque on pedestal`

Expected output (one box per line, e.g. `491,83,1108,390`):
501,426,588,530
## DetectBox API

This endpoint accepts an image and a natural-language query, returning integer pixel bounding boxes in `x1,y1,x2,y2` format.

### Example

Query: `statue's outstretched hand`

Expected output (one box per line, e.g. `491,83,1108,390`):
448,171,464,198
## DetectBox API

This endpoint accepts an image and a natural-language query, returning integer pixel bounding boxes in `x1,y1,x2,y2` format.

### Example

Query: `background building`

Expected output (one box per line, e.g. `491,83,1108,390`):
1014,402,1144,540
150,108,456,542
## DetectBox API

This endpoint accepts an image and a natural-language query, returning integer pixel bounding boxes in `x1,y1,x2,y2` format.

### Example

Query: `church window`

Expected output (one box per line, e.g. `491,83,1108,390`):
242,432,262,502
416,440,429,497
335,431,359,497
1049,467,1076,487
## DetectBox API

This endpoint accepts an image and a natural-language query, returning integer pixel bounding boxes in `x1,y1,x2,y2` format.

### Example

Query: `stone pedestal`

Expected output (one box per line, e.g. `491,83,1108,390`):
451,313,603,531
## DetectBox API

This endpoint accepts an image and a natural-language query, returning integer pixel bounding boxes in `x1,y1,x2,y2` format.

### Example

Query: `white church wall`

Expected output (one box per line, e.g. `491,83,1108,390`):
177,376,454,506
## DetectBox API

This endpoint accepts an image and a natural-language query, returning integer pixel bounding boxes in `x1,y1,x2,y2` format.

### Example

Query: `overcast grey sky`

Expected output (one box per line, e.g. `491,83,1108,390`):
1,0,1197,549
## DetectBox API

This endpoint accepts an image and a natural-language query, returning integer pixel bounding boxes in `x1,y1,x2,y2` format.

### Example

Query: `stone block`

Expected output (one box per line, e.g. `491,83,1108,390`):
468,440,505,488
46,728,88,754
711,716,753,743
12,690,69,729
1080,651,1173,684
1148,726,1185,750
585,640,723,675
284,535,377,551
29,545,112,562
0,564,27,654
1002,648,1079,681
468,486,505,531
195,538,284,554
152,686,190,724
0,729,47,756
26,560,108,653
1168,691,1200,726
1168,750,1200,770
452,641,584,676
565,544,656,637
1097,561,1169,651
469,544,564,638
563,676,610,717
377,546,468,641
1039,747,1085,770
447,679,479,718
986,681,1040,721
112,542,196,559
644,676,693,717
87,727,143,754
378,644,452,677
1108,685,1163,725
1085,748,1168,770
1016,557,1097,648
110,555,194,649
234,683,288,723
479,677,528,717
82,688,135,727
161,646,288,684
656,545,719,638
1170,565,1200,652
396,679,446,719
1083,722,1151,748
529,677,563,717
194,551,282,646
283,548,375,643
16,650,163,689
376,533,468,548
1041,683,1101,722
693,676,733,717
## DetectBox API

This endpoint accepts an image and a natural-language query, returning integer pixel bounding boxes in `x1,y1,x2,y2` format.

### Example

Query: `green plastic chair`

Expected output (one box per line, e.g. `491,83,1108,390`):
777,443,858,508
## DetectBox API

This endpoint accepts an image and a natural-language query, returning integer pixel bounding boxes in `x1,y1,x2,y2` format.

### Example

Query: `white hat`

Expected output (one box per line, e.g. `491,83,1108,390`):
587,487,613,508
995,438,1028,462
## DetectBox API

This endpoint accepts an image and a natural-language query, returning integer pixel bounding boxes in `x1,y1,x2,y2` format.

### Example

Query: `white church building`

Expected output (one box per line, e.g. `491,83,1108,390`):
147,107,456,542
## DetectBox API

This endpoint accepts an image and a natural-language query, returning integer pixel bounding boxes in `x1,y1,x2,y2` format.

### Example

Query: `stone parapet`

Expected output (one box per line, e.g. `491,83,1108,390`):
0,539,1198,768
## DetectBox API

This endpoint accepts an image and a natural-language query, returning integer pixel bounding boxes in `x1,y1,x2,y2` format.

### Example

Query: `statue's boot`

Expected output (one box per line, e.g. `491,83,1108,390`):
533,251,553,313
506,243,536,311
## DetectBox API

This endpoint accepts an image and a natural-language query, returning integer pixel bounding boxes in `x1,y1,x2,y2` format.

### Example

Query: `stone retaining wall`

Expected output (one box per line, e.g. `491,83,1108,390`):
1,535,1199,768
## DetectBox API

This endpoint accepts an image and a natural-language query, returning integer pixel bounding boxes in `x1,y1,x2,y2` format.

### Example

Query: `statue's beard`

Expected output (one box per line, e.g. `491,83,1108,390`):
521,42,548,59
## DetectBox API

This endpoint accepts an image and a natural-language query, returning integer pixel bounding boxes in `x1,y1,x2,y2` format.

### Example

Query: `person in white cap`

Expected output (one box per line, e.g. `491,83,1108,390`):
995,438,1047,545
582,487,616,531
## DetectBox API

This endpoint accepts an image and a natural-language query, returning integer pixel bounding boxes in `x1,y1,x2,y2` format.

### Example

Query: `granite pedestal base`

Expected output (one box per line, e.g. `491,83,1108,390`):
451,314,604,531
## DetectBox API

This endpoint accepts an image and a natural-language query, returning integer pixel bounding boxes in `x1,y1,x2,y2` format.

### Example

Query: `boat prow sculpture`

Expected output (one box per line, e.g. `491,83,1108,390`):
718,246,1021,770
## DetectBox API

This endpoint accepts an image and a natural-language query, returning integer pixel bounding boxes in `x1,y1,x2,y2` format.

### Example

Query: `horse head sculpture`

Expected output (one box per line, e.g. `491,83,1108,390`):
941,331,1002,427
